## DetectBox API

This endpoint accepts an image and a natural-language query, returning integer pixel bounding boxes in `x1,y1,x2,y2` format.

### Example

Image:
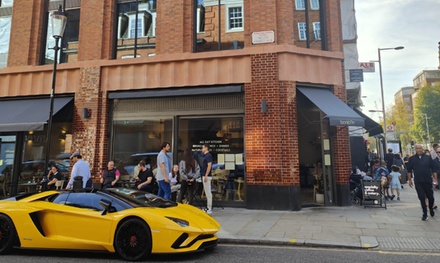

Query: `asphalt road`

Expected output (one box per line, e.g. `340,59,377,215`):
1,244,439,263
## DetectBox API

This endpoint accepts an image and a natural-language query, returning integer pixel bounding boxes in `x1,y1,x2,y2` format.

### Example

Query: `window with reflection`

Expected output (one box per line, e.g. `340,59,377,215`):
179,117,244,201
111,119,173,177
42,0,80,64
114,0,157,59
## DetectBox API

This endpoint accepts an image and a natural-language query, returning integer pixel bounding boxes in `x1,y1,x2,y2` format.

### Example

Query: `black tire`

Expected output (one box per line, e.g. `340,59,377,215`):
0,214,17,254
114,218,152,261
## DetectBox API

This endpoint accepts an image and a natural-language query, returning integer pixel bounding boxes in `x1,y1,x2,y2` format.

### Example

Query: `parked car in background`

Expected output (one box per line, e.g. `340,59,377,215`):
124,152,172,177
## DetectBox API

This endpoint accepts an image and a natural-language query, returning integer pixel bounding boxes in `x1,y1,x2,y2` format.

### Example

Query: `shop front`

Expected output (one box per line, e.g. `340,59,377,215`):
0,97,73,196
296,87,365,207
109,86,245,204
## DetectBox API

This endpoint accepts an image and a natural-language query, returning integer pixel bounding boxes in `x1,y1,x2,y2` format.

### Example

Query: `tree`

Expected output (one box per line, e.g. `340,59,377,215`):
410,83,440,145
387,100,412,147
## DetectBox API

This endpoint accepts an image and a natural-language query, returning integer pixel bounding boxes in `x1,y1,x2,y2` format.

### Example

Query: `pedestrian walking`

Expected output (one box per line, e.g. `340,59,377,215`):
407,144,438,221
201,143,213,214
389,165,402,200
156,142,172,200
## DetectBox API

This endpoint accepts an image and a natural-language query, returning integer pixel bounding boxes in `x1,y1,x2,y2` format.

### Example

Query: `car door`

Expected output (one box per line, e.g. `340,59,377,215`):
52,193,115,247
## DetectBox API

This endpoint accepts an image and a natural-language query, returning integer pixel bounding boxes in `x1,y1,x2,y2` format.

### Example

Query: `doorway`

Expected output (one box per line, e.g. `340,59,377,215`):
297,91,334,206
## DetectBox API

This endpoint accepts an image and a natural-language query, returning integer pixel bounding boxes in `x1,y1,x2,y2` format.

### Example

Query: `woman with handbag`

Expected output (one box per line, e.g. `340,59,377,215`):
177,149,200,205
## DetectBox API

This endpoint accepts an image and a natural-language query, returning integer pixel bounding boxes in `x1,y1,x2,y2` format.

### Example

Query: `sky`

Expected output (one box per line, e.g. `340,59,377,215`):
355,0,440,121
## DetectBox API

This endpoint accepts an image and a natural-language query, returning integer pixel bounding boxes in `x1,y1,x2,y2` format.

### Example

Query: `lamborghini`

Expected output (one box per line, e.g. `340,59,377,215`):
0,188,220,261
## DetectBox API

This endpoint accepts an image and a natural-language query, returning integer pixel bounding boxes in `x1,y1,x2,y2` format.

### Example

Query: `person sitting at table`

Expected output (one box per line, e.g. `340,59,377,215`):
169,164,181,201
134,160,154,193
100,161,120,189
178,149,200,205
42,165,63,191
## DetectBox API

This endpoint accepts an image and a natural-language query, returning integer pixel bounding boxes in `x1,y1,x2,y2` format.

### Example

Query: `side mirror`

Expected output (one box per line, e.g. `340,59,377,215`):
99,199,115,215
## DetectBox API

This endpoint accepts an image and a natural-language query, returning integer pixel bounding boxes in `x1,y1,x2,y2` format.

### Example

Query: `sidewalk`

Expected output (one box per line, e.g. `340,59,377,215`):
212,186,440,252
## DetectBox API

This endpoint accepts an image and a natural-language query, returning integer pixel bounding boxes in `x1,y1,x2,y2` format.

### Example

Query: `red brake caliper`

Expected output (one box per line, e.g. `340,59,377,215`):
129,235,137,247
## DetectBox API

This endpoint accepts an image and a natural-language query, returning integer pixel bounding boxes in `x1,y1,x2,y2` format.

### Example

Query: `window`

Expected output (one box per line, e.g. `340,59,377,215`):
297,22,306,41
43,1,80,64
295,0,319,10
0,0,13,7
295,0,305,10
0,0,12,68
310,0,320,10
403,97,410,103
312,22,320,40
117,1,155,39
227,5,243,32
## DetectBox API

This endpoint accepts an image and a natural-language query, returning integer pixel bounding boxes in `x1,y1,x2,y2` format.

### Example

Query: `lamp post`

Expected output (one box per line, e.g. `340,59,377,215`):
44,5,67,173
376,46,404,150
424,113,431,149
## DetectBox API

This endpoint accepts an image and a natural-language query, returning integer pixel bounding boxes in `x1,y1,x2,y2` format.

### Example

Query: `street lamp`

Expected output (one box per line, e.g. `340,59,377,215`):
44,5,67,173
376,46,404,150
424,113,431,149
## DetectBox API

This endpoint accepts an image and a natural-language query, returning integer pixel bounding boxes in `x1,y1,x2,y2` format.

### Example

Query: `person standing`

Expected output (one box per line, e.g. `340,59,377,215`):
201,144,213,214
385,148,394,172
66,151,92,190
178,149,200,205
407,144,438,221
100,161,120,189
430,143,439,160
156,142,172,200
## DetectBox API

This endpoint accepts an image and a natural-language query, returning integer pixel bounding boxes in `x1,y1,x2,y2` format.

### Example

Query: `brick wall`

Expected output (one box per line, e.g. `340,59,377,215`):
332,84,351,184
245,53,298,187
71,66,108,178
156,0,194,54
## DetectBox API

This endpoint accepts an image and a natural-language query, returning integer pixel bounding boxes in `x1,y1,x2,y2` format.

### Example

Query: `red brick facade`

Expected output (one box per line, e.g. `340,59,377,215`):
1,0,354,209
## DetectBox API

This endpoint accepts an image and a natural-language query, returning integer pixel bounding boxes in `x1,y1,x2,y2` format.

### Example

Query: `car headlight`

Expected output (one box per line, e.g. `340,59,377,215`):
166,216,190,227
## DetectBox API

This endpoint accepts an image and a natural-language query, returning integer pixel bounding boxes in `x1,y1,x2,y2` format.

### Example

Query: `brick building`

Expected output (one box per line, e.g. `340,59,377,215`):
0,0,365,210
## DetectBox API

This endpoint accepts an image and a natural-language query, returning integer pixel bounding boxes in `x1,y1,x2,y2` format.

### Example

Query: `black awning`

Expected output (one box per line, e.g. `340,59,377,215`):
297,87,365,127
108,85,244,99
353,108,384,136
0,97,73,132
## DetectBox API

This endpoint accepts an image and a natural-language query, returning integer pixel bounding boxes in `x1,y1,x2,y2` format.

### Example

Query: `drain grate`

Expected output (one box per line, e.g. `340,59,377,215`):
377,237,440,251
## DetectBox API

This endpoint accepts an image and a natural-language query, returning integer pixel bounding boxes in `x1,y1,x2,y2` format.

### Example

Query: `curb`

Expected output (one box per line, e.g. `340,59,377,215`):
218,236,379,250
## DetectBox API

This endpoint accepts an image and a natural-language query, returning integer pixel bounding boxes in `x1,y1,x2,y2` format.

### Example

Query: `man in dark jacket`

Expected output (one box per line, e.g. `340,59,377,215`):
407,144,438,221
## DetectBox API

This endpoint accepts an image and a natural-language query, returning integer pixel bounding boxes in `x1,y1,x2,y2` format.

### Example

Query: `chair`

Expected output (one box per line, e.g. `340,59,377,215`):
1,174,11,197
55,180,65,190
234,177,245,201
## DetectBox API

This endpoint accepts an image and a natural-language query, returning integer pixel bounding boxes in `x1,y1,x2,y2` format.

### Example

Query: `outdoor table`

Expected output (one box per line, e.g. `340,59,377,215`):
18,182,40,193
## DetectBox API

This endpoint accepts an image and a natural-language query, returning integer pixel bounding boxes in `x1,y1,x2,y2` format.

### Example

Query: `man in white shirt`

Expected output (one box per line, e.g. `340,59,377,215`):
66,151,91,190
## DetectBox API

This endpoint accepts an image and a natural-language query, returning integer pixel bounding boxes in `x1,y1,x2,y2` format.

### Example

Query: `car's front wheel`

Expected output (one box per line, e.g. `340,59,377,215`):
114,218,152,261
0,214,17,254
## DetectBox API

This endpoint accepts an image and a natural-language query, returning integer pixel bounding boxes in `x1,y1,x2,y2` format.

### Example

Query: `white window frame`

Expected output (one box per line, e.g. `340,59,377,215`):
196,6,204,33
297,22,306,41
295,0,305,10
295,0,319,11
313,22,320,40
310,0,320,10
226,4,244,32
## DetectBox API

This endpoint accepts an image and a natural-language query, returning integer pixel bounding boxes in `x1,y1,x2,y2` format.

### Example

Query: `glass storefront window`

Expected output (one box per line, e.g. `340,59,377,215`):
110,114,245,202
179,117,244,201
112,118,173,177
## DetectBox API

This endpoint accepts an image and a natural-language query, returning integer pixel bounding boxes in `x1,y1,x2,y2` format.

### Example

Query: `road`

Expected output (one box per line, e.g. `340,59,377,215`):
1,244,439,263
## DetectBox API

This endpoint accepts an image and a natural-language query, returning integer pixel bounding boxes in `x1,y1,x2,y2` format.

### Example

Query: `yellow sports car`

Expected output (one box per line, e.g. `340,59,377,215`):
0,188,220,261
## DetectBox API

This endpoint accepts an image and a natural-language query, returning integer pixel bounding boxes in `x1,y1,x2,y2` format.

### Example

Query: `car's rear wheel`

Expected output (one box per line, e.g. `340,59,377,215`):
0,214,16,254
114,218,152,261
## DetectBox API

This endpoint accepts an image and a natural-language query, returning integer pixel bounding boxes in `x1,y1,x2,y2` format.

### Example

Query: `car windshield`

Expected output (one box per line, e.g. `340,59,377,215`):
106,188,177,208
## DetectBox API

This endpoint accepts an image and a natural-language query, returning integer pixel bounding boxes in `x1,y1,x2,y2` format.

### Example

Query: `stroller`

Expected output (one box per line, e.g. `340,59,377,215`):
350,173,363,204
